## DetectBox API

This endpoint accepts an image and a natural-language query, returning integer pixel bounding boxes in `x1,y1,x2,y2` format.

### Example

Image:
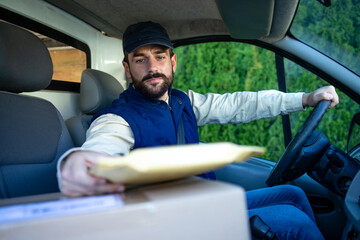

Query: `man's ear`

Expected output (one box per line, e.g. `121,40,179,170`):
171,53,177,73
122,61,132,79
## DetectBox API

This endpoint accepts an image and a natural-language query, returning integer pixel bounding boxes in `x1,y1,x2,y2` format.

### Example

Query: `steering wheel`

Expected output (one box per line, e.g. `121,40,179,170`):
266,100,331,186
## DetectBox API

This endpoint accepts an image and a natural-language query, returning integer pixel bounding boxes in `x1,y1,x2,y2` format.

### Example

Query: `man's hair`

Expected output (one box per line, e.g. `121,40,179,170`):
123,47,175,65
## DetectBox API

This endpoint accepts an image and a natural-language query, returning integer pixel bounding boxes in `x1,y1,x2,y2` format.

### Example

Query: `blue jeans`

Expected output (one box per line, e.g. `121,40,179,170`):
247,185,324,240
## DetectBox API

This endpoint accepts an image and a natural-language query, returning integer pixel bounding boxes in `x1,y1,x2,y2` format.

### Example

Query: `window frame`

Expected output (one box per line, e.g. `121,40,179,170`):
174,34,359,154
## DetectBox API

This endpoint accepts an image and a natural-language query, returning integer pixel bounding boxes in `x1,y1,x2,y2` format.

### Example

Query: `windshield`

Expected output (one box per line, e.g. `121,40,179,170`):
290,0,360,75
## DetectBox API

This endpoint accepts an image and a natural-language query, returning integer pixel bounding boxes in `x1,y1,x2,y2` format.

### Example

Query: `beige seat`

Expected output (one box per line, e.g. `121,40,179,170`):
66,69,124,147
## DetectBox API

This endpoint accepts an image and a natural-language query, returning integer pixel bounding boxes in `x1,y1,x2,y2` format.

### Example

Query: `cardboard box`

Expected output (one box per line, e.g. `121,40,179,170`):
0,177,250,240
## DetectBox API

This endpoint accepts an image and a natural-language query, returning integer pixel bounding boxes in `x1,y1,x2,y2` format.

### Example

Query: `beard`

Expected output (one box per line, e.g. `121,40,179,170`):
131,71,174,99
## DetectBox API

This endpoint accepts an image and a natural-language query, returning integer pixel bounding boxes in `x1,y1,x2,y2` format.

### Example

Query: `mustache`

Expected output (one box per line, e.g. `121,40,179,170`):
142,73,167,81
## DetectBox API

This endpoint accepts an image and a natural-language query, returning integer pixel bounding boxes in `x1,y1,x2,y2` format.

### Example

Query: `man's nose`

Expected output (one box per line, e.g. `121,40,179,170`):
148,56,158,72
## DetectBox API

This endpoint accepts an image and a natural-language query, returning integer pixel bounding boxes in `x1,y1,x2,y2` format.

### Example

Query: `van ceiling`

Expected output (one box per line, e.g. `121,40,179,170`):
45,0,299,43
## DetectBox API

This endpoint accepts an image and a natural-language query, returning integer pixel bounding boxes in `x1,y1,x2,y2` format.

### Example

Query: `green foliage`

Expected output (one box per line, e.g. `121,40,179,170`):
174,42,285,160
292,0,360,74
173,0,359,161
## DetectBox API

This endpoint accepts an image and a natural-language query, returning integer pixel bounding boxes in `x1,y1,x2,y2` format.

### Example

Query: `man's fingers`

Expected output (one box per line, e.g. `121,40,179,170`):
62,166,125,196
61,177,126,197
91,183,126,195
318,87,338,109
61,178,92,197
329,90,339,109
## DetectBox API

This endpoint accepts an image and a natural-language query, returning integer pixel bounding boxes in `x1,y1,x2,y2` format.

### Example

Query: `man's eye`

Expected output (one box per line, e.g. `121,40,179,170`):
135,59,145,63
157,56,165,60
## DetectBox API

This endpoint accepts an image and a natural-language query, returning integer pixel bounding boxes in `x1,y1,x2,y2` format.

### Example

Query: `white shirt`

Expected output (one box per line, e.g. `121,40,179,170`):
59,89,304,160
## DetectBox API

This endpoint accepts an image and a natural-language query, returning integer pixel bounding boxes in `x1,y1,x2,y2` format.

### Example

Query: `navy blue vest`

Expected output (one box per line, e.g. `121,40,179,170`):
93,84,199,147
92,84,216,180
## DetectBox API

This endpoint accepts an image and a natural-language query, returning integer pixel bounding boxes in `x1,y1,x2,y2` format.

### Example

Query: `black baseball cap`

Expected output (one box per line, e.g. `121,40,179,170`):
122,21,174,54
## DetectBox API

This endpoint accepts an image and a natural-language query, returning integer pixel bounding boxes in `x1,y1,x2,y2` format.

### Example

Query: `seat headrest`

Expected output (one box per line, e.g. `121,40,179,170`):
0,21,53,93
80,69,124,114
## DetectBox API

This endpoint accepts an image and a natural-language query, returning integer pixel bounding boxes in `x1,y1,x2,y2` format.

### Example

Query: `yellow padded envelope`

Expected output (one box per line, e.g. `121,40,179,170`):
89,142,265,185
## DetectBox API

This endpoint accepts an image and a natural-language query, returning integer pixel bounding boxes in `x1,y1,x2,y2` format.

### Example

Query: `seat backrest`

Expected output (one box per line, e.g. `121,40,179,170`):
0,21,74,198
66,69,124,147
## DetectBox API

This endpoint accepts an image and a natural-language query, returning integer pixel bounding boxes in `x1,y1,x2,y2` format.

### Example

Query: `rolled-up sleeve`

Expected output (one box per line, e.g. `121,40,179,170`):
186,89,305,126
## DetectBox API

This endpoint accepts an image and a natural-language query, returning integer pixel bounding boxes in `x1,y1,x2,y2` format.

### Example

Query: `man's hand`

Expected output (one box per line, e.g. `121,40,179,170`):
60,151,125,197
302,85,339,109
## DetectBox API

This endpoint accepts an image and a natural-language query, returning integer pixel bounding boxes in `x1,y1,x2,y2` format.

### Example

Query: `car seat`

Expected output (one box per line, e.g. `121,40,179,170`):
66,69,124,147
0,21,75,198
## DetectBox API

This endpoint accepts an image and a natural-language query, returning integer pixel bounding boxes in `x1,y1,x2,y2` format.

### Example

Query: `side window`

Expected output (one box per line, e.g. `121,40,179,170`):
36,33,86,83
284,59,359,152
174,42,285,161
0,18,88,87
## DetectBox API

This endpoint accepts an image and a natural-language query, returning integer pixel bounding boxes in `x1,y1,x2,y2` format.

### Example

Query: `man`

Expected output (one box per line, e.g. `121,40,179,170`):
58,22,338,239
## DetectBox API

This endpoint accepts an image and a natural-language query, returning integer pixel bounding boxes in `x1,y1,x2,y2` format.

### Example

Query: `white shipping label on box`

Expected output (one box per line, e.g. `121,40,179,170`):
0,194,124,224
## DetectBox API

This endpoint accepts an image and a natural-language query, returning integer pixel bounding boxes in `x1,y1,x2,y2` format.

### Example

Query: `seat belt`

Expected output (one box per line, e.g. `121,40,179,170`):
178,117,216,180
177,117,185,144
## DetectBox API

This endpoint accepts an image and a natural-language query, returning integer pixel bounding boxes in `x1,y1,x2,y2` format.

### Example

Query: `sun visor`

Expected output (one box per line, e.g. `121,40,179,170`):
216,0,274,39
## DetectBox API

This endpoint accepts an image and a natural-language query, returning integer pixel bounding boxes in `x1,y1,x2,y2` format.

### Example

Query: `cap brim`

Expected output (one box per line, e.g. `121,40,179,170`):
125,39,174,53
